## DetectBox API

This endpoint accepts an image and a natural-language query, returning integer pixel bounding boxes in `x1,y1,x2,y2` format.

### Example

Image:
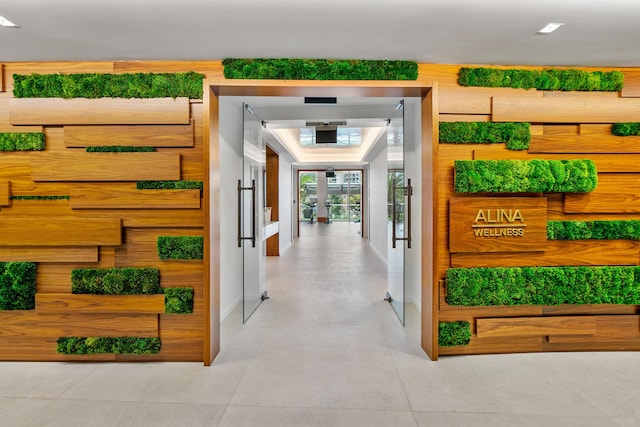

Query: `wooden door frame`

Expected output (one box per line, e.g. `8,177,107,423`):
203,81,436,365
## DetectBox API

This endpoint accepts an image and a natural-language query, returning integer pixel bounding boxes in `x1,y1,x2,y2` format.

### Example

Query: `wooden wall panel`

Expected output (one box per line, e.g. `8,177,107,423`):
0,181,9,206
0,63,3,92
476,316,596,338
0,98,44,132
565,174,640,213
36,294,165,314
31,152,181,181
473,147,640,173
0,312,158,337
9,97,190,125
64,121,195,148
529,134,640,154
621,70,640,97
0,337,115,361
493,96,640,123
547,315,640,343
70,188,201,209
0,247,98,262
0,218,121,246
450,240,639,268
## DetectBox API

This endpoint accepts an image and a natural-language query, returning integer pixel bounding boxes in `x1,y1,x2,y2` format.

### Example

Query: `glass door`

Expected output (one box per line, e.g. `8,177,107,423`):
239,103,267,322
385,100,411,325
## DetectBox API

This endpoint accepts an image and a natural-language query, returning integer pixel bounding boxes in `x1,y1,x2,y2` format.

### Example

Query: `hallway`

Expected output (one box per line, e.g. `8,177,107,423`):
1,227,639,426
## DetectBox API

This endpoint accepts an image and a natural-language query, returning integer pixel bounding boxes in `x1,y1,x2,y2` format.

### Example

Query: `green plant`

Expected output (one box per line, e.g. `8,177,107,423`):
164,288,194,314
157,236,203,260
611,123,640,136
222,58,418,80
13,72,204,99
0,133,45,151
0,262,37,310
454,159,598,193
439,122,530,150
548,220,640,240
439,322,471,347
136,180,203,190
71,268,161,295
86,146,155,152
56,337,161,355
445,266,640,306
10,195,69,200
458,67,624,91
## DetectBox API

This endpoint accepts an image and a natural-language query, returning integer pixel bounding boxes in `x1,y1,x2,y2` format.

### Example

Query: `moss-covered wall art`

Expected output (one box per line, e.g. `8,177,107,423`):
222,58,418,80
56,337,161,355
157,236,204,260
458,67,624,91
446,266,640,306
71,267,161,295
0,133,45,151
86,146,155,152
612,123,640,136
439,122,530,150
0,262,37,310
548,220,640,240
454,159,598,193
164,288,194,314
136,180,203,190
438,322,472,347
13,72,204,99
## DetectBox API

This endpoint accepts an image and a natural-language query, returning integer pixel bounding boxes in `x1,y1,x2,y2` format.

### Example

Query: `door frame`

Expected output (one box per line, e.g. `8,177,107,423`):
203,81,437,365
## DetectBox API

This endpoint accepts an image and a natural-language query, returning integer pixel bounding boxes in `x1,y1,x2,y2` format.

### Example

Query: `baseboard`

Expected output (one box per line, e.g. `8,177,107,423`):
220,295,241,321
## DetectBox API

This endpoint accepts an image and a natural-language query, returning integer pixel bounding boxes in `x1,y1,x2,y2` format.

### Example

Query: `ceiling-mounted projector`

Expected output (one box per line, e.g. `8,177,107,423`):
305,121,346,144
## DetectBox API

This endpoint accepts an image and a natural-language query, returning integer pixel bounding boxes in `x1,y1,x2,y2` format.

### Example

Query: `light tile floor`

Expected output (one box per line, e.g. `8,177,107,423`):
1,221,640,426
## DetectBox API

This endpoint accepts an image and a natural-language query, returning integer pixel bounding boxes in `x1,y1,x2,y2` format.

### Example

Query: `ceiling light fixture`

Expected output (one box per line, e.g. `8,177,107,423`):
0,16,18,27
537,23,563,34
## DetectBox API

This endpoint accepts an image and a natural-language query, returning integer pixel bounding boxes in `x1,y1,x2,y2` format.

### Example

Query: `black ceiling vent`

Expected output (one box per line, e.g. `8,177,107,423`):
304,97,337,104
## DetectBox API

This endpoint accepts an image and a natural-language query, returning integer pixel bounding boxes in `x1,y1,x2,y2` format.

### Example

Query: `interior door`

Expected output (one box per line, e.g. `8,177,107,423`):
385,100,411,325
239,103,267,323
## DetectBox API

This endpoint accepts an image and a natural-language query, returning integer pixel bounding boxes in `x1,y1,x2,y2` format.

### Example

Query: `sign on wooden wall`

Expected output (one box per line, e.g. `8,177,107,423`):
449,197,548,253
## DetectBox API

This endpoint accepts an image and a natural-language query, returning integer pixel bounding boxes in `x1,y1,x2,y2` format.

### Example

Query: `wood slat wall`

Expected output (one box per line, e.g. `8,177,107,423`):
425,63,640,358
70,188,201,209
9,97,191,125
0,61,207,362
31,152,181,181
63,121,195,148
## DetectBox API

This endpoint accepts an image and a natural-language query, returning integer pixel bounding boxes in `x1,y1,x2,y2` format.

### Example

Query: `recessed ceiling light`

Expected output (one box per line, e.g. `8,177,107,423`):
0,15,18,27
537,23,563,34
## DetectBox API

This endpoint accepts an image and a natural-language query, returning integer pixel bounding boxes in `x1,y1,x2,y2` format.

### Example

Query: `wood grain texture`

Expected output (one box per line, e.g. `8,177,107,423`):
0,63,3,92
476,316,596,338
473,147,640,173
449,197,547,253
0,312,158,337
9,97,190,125
0,218,121,246
0,337,114,361
565,174,640,213
493,96,640,123
0,246,98,262
621,70,640,97
63,121,195,148
0,98,44,132
439,114,491,122
450,240,639,268
0,181,9,206
547,315,640,343
266,145,279,256
439,86,542,114
36,294,165,314
529,134,640,154
31,152,181,181
70,188,200,209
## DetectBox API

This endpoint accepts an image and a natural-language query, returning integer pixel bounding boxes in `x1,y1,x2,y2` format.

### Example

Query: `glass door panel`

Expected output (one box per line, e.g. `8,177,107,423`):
240,103,267,322
386,100,408,325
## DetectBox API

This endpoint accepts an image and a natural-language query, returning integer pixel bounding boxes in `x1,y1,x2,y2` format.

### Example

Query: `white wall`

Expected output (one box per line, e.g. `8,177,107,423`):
218,97,243,321
404,99,422,312
368,141,388,263
279,155,293,254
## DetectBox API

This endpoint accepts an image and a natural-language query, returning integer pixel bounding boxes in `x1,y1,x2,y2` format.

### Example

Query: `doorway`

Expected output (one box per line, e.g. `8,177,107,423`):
205,83,436,365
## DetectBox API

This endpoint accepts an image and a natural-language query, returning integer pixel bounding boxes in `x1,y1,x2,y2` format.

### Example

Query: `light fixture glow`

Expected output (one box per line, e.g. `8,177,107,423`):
537,23,563,34
0,15,18,27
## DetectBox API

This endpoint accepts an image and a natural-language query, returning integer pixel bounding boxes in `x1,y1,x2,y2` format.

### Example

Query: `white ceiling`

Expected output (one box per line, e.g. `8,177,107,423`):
2,0,640,67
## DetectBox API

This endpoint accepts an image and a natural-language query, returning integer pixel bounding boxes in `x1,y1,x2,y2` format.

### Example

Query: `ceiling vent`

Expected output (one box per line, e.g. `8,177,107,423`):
304,97,337,104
